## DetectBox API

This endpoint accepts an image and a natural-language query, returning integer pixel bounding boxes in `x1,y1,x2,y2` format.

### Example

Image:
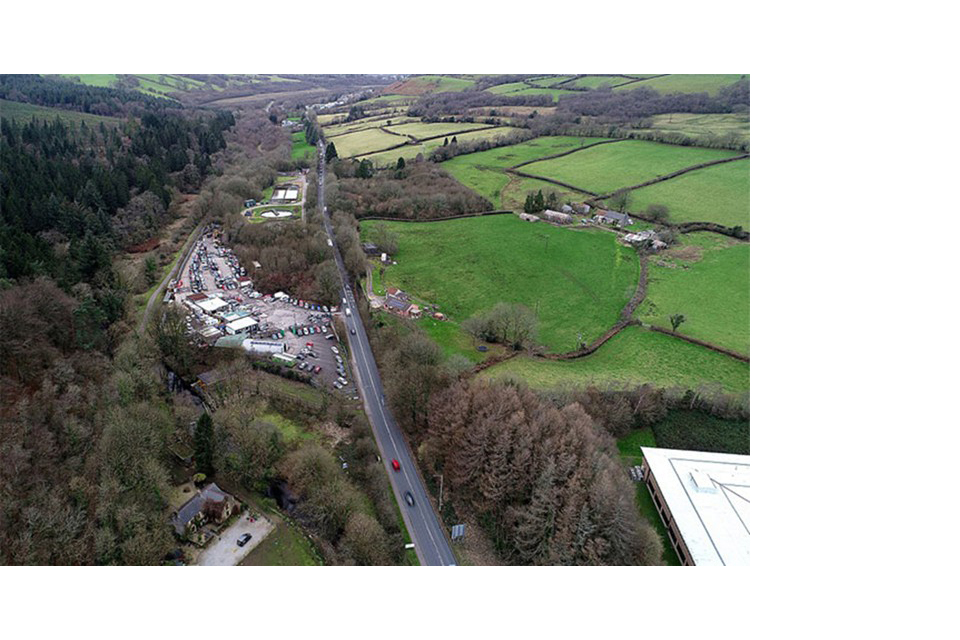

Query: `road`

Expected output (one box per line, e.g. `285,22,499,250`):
314,144,457,566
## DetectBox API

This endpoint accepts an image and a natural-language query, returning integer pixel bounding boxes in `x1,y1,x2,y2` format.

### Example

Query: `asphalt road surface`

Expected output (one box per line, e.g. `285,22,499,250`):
315,148,457,566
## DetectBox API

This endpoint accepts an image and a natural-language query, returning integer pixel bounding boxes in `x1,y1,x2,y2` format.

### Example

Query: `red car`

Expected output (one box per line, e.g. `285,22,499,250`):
391,459,401,471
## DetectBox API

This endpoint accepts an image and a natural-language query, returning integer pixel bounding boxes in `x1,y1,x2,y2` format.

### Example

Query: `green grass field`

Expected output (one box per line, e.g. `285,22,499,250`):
322,114,417,138
383,121,493,140
528,75,575,87
507,87,577,101
621,157,749,229
360,215,641,353
500,175,584,212
631,74,747,96
637,233,749,354
482,324,749,392
239,493,322,566
441,136,610,208
410,75,476,92
566,75,637,89
365,126,517,168
259,411,316,443
486,81,529,94
1,98,122,127
290,131,314,161
522,139,741,195
330,127,405,158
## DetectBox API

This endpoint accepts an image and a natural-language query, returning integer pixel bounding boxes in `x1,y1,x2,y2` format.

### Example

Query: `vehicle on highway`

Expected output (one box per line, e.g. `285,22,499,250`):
404,491,415,507
392,459,400,471
350,328,356,335
237,533,252,547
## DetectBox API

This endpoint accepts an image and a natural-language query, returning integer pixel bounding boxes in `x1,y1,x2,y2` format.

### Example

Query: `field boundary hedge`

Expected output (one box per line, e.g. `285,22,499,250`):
357,210,513,223
592,153,750,200
509,138,623,170
647,325,750,363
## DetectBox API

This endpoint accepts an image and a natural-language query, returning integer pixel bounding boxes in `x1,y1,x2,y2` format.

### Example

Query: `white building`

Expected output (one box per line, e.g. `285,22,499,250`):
543,209,572,224
242,339,286,355
225,316,258,335
640,447,750,566
196,297,229,314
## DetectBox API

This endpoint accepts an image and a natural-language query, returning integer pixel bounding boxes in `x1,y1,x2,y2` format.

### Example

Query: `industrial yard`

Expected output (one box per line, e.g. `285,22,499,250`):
168,226,356,397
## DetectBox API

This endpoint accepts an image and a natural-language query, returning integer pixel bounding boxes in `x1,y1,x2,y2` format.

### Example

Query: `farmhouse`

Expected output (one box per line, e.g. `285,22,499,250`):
171,483,240,542
640,447,750,566
543,209,572,224
595,210,633,227
385,296,412,316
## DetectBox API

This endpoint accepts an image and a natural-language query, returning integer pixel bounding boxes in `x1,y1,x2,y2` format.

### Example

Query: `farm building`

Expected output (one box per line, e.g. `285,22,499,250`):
409,304,422,318
186,293,208,303
225,316,258,335
362,242,380,255
386,287,410,302
220,310,251,324
595,210,633,227
518,213,539,222
543,209,572,224
196,297,229,314
640,447,750,566
385,296,412,316
198,326,222,342
560,204,574,214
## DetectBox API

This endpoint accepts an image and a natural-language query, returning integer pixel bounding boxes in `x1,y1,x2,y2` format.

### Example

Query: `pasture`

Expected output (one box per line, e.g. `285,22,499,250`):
329,127,404,158
383,121,494,140
500,175,584,212
365,126,517,167
360,215,641,353
441,136,610,207
621,158,750,229
521,139,741,195
637,233,749,355
632,74,747,96
481,324,750,393
0,98,121,127
322,114,416,138
565,75,637,89
641,112,750,144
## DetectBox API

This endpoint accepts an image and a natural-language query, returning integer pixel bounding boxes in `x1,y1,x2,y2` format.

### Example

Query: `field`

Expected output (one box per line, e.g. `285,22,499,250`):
630,74,747,96
637,233,750,355
389,75,475,95
485,81,577,101
441,136,610,208
360,215,641,353
238,493,322,566
565,75,637,89
528,76,574,87
499,175,584,212
507,87,577,100
321,114,417,138
0,98,122,127
481,324,750,393
290,131,314,161
521,139,741,195
383,121,493,140
641,112,750,144
329,127,405,158
365,126,517,168
621,157,750,229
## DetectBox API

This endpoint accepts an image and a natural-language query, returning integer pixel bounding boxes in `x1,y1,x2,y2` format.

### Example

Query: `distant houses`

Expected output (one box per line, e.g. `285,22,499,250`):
594,210,634,227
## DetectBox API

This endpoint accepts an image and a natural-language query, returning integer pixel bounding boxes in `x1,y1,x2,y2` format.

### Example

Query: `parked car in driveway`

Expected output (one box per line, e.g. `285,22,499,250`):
237,533,252,547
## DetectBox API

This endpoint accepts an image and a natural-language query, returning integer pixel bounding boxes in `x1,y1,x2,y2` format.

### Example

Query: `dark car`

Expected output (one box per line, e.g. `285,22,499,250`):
350,328,356,335
404,491,415,507
237,533,253,547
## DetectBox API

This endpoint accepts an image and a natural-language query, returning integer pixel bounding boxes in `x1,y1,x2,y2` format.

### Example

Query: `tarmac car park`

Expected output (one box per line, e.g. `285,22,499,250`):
171,230,356,398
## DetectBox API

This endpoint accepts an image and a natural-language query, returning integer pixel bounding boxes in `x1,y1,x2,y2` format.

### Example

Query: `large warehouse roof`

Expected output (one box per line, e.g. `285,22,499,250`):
225,316,258,332
642,447,750,566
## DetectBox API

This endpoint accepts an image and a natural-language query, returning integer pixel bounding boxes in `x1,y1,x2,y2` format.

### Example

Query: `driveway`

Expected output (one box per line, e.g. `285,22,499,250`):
195,510,275,566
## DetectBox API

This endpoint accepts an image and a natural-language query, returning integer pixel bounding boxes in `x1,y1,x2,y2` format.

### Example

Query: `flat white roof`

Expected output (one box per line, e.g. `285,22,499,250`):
642,447,750,566
226,316,258,331
197,297,228,313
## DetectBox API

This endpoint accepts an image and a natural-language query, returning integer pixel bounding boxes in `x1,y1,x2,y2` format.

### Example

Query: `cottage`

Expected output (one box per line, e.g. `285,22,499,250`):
543,209,573,224
409,304,422,319
172,483,240,541
385,296,412,315
595,210,633,227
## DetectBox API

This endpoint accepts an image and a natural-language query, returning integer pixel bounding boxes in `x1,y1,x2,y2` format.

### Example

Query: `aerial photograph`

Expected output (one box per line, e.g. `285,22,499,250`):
0,71,750,569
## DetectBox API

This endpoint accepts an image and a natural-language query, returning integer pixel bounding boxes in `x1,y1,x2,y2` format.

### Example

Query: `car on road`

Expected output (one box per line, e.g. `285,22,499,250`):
404,491,415,507
391,459,400,471
237,533,253,547
350,328,356,335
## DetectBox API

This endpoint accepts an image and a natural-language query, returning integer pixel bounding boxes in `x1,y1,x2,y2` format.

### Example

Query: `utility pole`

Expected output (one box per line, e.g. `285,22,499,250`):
435,474,444,513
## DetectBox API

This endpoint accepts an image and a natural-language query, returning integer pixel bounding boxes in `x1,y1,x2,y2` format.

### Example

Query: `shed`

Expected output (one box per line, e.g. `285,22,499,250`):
543,209,573,224
225,316,258,335
197,297,229,314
